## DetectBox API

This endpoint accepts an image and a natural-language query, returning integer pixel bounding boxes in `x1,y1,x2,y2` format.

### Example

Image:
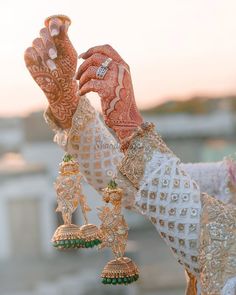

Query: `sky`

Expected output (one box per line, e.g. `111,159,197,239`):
0,0,236,116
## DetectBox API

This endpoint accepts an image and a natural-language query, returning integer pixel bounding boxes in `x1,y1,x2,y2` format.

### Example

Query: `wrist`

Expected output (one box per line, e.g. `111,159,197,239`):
50,80,80,129
118,122,172,189
108,110,143,142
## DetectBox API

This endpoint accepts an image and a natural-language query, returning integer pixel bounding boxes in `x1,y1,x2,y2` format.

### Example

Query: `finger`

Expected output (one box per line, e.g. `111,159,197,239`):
80,44,129,71
79,66,98,88
32,38,48,64
40,28,57,60
78,80,107,97
47,17,70,38
76,53,107,80
24,47,41,70
47,17,63,37
32,38,56,71
80,44,122,61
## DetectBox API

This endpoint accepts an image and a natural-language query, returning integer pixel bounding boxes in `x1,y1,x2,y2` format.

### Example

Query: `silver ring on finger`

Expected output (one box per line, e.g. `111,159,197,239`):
102,57,112,67
96,57,112,79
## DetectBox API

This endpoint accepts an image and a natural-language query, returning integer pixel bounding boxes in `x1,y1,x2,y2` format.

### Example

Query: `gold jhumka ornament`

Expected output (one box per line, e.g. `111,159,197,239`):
98,180,139,285
52,154,102,250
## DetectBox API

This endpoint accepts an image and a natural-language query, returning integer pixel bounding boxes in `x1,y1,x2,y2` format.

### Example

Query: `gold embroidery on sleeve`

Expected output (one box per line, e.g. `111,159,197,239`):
119,122,172,189
199,193,236,294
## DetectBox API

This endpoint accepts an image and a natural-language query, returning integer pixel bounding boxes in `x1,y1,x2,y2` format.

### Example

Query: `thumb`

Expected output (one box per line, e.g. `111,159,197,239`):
45,15,71,37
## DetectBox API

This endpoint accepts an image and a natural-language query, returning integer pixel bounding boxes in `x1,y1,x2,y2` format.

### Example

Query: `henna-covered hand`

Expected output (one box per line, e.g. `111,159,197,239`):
77,45,143,141
24,16,79,129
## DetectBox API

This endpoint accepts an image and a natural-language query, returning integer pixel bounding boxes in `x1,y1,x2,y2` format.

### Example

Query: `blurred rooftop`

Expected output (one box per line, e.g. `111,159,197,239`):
0,153,46,180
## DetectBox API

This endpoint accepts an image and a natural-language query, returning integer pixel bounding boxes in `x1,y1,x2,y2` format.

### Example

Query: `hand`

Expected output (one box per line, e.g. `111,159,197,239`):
77,45,143,140
24,16,79,129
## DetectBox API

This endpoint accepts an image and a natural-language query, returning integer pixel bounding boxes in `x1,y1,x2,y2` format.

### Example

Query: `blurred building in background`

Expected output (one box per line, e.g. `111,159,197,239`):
0,97,235,295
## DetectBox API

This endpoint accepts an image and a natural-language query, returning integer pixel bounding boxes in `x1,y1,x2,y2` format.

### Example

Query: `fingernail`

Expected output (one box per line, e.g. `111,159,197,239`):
78,52,85,59
49,48,57,59
65,20,70,30
51,28,59,37
46,59,57,71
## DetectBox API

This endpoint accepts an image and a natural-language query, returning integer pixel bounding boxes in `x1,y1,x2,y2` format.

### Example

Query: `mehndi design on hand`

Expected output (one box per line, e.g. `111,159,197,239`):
24,15,79,129
77,45,143,141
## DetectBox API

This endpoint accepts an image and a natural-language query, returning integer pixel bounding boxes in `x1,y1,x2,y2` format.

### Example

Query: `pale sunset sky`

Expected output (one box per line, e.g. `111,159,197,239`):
1,0,236,116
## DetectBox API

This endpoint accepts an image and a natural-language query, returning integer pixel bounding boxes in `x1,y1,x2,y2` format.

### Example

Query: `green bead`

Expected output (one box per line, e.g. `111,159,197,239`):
123,277,128,284
80,239,85,245
127,277,132,284
108,180,118,189
112,278,117,285
85,241,90,248
107,278,112,284
65,240,70,245
63,154,73,162
90,240,95,247
70,239,75,244
117,278,123,284
59,240,64,245
53,242,58,247
102,278,107,284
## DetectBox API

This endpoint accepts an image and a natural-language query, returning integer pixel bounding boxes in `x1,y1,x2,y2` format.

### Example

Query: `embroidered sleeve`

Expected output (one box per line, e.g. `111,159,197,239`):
44,96,132,199
199,193,236,294
118,123,201,276
44,102,236,210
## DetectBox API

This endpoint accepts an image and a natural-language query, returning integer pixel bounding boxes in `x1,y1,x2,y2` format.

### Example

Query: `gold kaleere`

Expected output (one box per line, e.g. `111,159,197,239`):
98,180,139,285
79,192,102,249
52,154,102,250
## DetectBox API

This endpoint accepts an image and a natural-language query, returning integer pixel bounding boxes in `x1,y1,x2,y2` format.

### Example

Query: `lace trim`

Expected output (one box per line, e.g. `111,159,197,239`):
44,107,70,148
69,95,96,134
44,96,95,150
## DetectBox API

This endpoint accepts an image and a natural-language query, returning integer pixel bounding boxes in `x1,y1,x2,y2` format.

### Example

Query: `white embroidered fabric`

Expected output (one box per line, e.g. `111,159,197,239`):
221,277,236,295
135,151,201,275
181,161,232,204
69,113,122,192
63,112,137,208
